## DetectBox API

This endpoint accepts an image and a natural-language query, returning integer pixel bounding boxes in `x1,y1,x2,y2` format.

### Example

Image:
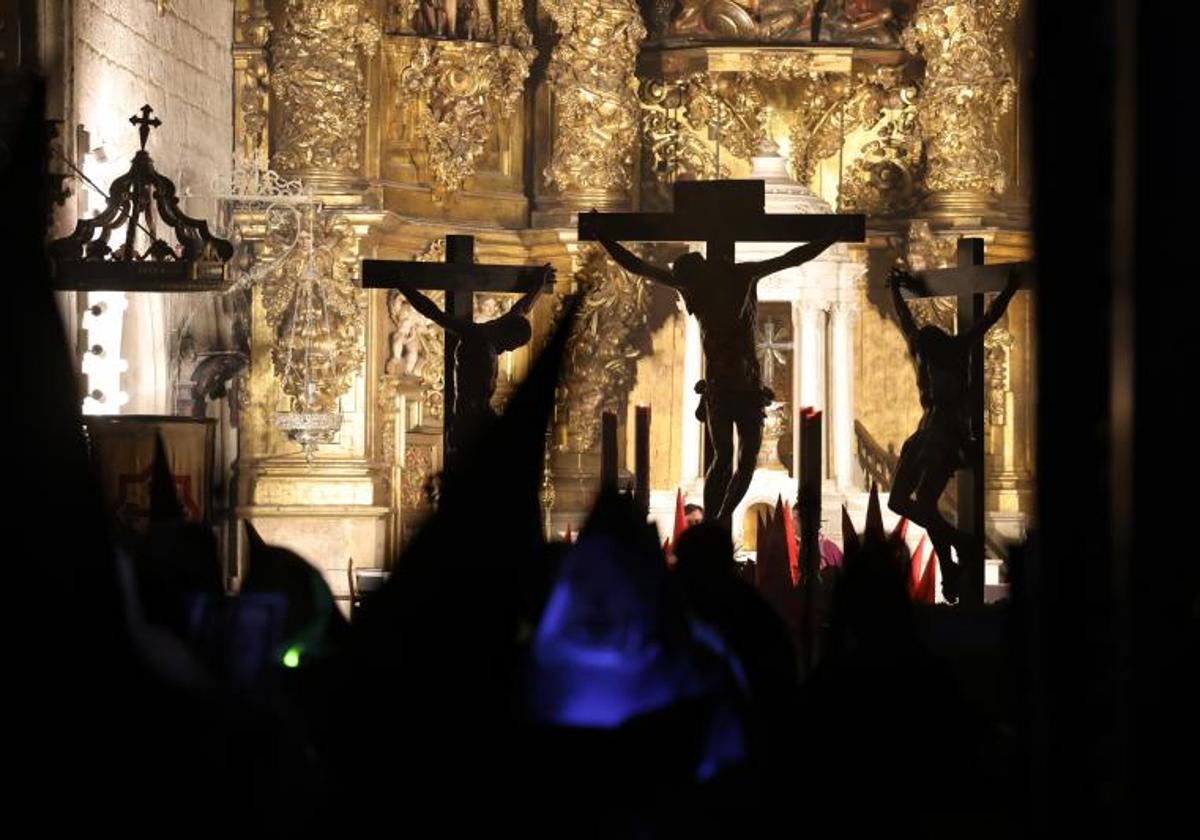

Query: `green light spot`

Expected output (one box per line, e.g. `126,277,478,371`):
282,645,302,668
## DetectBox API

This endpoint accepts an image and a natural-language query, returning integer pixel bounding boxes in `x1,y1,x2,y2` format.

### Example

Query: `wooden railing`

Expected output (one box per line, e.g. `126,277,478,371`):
855,420,897,491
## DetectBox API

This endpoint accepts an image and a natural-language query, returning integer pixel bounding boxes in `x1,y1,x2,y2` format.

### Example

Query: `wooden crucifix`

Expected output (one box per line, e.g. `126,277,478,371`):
579,180,865,528
888,238,1034,605
362,235,554,471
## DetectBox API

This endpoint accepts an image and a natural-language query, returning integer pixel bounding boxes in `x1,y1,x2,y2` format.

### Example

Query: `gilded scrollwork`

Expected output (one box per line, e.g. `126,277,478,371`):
401,443,435,509
787,69,859,185
901,0,1018,197
558,244,652,453
639,79,728,182
838,67,923,215
270,0,380,178
684,73,769,163
639,53,850,184
398,37,534,197
639,71,769,181
543,1,646,195
746,53,818,82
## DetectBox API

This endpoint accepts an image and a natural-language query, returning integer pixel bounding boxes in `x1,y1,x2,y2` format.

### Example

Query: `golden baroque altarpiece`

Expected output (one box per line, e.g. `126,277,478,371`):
227,0,1034,595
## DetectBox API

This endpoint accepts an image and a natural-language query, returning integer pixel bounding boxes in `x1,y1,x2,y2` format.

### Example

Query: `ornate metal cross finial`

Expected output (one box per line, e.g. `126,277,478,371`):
129,104,162,150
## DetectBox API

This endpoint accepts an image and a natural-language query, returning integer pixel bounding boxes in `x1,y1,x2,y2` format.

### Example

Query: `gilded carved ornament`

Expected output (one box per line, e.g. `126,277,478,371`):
640,78,730,182
556,245,652,453
983,319,1014,426
900,0,1018,196
271,0,380,177
637,53,905,194
639,56,817,182
401,443,436,509
383,238,447,421
397,33,534,197
836,67,923,215
902,219,956,331
542,1,647,195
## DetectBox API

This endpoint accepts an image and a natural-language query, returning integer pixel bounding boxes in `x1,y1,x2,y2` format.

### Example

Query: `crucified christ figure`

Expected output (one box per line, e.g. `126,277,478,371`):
398,264,553,457
887,266,1020,603
593,217,835,525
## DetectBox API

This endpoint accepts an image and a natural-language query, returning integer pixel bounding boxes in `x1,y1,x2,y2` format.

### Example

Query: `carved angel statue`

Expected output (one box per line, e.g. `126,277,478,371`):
386,290,429,377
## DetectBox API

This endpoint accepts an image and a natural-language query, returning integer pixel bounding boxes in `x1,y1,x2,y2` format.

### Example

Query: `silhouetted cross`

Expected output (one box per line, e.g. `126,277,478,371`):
898,240,1035,605
130,104,162,150
362,235,552,470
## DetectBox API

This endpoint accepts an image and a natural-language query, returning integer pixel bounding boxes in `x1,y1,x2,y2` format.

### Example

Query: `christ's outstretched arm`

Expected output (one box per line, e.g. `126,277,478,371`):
746,239,836,280
597,237,677,287
889,268,921,347
398,285,468,336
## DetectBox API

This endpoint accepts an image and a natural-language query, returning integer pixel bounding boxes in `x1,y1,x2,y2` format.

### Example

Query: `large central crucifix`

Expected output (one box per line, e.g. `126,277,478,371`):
579,180,865,527
362,235,554,472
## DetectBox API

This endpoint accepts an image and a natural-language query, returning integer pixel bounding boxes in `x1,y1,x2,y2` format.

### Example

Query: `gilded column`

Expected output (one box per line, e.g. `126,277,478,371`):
537,0,646,223
270,0,380,194
986,285,1035,526
235,1,273,167
902,0,1019,220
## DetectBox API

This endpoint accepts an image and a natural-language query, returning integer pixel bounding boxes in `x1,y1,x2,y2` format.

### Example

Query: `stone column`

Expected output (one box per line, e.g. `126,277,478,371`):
829,299,859,490
794,299,825,411
793,298,826,476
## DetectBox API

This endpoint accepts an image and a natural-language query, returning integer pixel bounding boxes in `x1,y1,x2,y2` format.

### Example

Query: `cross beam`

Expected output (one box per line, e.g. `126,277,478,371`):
362,261,550,292
902,240,1035,605
361,234,551,470
577,180,865,249
902,260,1036,298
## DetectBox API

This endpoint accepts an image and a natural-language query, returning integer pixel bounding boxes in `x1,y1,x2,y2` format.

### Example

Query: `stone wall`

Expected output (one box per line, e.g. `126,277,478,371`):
71,0,233,413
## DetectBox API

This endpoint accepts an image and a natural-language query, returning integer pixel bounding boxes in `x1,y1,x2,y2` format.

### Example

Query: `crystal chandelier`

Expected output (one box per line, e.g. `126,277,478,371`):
213,156,345,460
271,242,344,461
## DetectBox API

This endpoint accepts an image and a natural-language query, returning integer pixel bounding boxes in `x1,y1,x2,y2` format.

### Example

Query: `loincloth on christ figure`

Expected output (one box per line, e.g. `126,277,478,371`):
694,378,774,425
902,411,981,474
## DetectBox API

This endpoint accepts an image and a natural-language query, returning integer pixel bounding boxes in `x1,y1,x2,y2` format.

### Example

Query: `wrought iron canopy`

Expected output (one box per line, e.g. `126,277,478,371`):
49,105,233,291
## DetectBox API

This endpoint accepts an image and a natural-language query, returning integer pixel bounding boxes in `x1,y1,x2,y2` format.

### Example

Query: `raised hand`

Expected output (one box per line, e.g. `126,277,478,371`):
888,266,918,291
